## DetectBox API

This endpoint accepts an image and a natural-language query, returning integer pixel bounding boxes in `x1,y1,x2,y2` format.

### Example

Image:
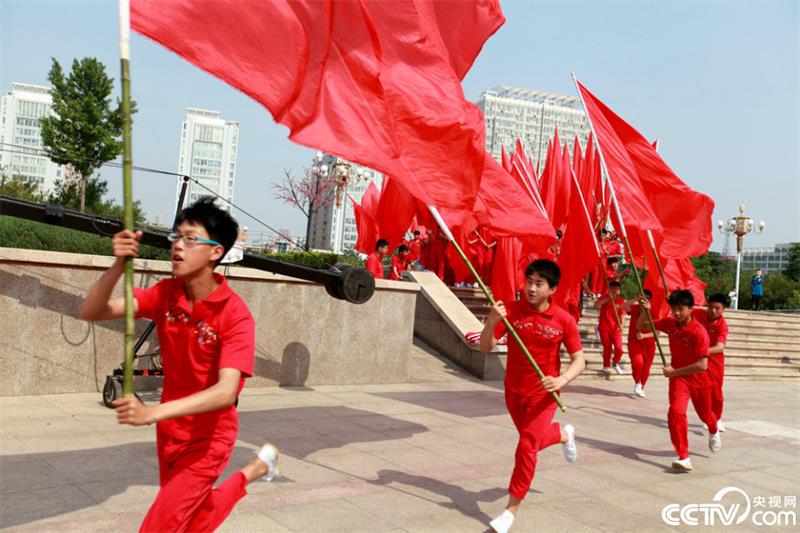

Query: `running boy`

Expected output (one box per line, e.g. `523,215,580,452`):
594,280,626,375
80,197,279,532
693,293,730,431
639,290,721,472
624,290,656,397
480,259,586,533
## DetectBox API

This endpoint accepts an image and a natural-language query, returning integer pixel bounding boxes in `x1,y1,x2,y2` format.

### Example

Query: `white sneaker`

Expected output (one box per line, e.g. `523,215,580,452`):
671,457,693,472
613,364,624,375
633,383,645,397
601,366,613,374
489,509,515,533
562,424,577,463
702,422,708,430
257,442,281,481
709,432,722,453
639,387,647,398
718,420,727,432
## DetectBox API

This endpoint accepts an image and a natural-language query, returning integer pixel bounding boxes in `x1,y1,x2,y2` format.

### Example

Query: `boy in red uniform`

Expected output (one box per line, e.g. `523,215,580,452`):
366,238,389,279
408,230,422,267
389,244,410,280
480,260,586,533
640,290,721,472
624,289,656,397
594,280,626,375
80,197,279,532
693,293,730,432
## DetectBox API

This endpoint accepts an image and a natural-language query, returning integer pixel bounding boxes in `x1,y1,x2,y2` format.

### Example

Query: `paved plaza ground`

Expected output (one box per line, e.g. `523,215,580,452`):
1,345,798,532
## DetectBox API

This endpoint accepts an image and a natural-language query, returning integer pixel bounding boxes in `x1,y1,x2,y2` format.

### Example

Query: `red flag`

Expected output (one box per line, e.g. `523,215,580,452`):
490,237,524,305
553,167,601,315
132,0,504,214
351,182,381,254
575,81,661,234
376,177,415,251
500,145,512,173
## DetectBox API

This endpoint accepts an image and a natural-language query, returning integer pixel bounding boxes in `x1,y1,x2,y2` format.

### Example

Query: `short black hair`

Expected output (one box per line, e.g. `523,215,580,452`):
376,238,389,250
398,244,409,253
175,196,238,265
524,259,561,287
643,289,653,298
609,280,621,289
413,230,421,236
708,293,730,307
607,256,620,265
555,229,563,239
668,289,694,308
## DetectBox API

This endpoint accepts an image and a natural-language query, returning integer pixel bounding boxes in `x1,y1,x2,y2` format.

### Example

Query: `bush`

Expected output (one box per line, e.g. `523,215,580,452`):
0,216,170,260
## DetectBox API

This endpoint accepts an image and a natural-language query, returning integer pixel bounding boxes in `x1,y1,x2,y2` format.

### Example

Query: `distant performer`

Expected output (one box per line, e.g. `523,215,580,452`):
366,238,389,279
640,290,721,473
693,293,730,432
624,289,656,397
389,244,410,280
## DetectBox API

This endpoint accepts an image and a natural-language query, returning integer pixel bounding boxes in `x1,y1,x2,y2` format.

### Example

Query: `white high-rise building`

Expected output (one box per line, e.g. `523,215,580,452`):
0,83,65,193
476,85,590,169
176,108,239,211
307,153,383,253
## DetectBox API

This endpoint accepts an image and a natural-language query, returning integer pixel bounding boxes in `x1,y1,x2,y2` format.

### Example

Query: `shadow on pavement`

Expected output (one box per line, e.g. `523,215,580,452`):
370,390,506,418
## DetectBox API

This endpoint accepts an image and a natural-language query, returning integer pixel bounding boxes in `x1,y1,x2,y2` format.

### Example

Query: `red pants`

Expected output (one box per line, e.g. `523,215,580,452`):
599,327,623,367
668,378,718,460
505,390,562,500
140,429,247,533
708,362,725,420
629,337,656,386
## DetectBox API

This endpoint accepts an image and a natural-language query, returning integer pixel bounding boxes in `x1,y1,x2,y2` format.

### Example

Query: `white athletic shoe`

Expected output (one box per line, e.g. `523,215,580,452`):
601,366,613,375
639,387,647,398
613,364,624,375
671,457,693,472
257,442,281,482
718,420,727,432
633,383,643,396
702,422,708,430
562,424,578,463
489,509,515,533
709,432,722,453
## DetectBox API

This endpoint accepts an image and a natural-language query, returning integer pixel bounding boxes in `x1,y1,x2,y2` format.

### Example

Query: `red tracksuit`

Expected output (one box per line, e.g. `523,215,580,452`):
134,274,255,532
628,304,656,386
692,309,729,421
655,316,717,460
494,301,582,500
366,252,384,279
598,296,626,367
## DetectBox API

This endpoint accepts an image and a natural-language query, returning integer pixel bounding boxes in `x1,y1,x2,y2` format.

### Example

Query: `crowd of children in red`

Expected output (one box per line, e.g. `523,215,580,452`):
80,197,729,533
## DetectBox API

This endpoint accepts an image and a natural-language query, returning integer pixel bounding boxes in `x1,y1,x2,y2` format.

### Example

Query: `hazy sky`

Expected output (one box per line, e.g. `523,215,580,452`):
1,0,797,252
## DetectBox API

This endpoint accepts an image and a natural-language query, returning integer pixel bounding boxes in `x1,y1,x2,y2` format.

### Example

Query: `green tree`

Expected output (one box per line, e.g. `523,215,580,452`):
0,171,46,202
47,174,146,225
783,242,800,282
40,57,136,212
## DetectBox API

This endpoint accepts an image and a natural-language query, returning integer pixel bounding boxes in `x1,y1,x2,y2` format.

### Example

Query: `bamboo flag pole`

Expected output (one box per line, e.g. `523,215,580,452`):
119,0,136,396
647,229,670,294
427,205,567,412
571,73,667,367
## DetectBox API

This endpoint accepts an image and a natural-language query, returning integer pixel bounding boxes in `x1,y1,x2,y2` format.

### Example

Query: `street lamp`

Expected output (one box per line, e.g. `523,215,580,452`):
717,204,765,310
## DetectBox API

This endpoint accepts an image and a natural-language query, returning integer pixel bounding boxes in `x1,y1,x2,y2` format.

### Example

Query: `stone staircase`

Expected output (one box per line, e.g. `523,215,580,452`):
450,287,800,380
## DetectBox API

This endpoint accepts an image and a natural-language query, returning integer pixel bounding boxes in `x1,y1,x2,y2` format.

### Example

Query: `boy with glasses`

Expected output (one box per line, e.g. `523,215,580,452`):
80,196,278,532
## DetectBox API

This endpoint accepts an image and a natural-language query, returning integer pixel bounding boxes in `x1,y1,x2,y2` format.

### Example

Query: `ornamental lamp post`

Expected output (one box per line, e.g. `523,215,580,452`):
717,204,765,310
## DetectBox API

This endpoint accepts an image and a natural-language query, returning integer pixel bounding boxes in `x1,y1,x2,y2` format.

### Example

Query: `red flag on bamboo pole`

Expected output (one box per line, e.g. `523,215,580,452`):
131,0,505,214
575,81,662,234
376,177,415,252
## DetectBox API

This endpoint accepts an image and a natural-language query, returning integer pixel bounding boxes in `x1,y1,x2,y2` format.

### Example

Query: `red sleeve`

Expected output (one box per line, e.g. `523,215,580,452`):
220,308,255,378
133,279,169,320
562,313,582,354
654,317,673,334
366,255,383,278
493,319,507,340
695,326,710,358
718,319,729,345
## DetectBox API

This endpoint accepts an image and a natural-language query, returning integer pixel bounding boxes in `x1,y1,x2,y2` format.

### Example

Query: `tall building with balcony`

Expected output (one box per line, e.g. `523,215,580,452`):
476,85,589,169
0,82,65,193
741,242,797,274
307,153,383,253
176,108,239,212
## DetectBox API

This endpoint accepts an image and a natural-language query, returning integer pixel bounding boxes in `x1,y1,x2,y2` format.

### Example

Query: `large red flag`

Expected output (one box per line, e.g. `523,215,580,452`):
352,182,381,254
575,81,662,234
132,0,504,214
